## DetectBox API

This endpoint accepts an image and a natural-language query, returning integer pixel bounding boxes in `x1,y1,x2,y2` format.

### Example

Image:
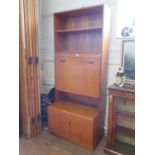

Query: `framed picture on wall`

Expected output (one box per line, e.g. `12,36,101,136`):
122,39,135,84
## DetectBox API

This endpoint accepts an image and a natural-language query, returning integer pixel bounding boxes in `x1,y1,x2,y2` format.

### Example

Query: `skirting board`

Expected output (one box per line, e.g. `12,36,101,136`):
103,126,108,136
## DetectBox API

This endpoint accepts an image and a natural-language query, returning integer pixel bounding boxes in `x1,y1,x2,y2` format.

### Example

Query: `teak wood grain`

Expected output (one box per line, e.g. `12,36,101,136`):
55,53,101,98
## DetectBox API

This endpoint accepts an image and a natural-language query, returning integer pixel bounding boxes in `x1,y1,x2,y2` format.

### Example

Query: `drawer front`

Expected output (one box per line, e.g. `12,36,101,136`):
55,54,101,98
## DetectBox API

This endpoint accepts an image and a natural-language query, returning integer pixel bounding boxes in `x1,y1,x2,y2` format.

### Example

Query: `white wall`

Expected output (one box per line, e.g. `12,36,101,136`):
39,0,122,132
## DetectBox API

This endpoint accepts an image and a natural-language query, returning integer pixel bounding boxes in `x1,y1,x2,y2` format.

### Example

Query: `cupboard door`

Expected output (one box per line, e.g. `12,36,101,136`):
48,107,61,135
70,115,93,149
59,112,71,140
48,107,71,139
56,55,101,98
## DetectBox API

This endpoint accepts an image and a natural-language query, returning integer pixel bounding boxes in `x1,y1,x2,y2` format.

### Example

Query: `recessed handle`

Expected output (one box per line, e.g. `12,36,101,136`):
87,60,94,64
59,59,66,63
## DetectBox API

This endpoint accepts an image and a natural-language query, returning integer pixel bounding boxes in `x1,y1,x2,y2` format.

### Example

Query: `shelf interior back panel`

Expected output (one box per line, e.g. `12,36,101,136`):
55,30,102,53
55,6,103,30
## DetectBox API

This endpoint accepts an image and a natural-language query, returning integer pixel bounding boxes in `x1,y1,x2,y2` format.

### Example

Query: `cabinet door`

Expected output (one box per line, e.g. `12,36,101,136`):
56,55,101,98
48,107,71,139
70,115,93,149
48,107,61,135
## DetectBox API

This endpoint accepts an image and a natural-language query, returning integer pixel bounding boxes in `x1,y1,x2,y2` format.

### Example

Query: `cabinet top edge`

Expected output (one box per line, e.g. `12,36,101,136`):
108,84,135,93
54,5,104,17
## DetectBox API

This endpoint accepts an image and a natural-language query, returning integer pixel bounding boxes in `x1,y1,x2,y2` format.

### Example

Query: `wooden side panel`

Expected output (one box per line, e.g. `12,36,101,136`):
93,113,102,148
107,95,116,145
100,5,111,111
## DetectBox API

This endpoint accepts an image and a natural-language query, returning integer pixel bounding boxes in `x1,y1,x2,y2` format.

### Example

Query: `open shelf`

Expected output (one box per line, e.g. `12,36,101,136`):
59,91,99,107
116,125,135,138
55,5,103,33
104,141,135,155
117,111,135,122
49,100,99,119
56,26,102,33
55,30,102,53
116,132,135,146
54,5,103,55
55,51,102,54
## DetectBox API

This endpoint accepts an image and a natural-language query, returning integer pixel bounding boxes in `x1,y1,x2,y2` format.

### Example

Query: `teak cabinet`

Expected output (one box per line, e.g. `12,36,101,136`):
104,84,135,155
48,5,110,150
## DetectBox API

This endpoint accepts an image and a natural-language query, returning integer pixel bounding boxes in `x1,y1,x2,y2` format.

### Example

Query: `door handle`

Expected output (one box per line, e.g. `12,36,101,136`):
87,60,94,64
69,120,71,126
60,59,66,63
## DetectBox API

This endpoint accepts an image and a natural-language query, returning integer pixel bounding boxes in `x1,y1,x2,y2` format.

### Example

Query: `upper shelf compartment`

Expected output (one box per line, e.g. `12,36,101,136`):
54,5,103,54
54,5,103,32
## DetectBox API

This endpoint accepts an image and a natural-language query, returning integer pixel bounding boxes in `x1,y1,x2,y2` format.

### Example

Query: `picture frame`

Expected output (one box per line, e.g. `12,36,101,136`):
121,39,135,84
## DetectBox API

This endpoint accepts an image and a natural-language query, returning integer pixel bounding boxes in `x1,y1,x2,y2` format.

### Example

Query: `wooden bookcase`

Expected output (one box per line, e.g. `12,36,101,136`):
104,84,135,155
48,5,110,150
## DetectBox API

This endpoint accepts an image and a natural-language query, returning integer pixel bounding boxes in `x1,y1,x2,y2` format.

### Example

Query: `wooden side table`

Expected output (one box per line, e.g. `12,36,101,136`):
104,84,135,155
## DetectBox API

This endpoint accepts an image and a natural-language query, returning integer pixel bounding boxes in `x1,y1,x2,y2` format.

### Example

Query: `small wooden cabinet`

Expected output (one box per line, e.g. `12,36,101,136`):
48,101,101,150
104,84,135,155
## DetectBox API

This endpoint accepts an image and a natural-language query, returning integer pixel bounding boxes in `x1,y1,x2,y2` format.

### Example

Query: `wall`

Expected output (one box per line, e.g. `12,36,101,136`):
39,0,122,133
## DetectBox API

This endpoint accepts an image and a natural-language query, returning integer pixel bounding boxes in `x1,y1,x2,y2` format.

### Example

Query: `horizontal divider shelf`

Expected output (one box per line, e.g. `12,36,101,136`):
56,51,102,54
116,125,135,138
56,26,102,33
105,141,135,155
55,52,101,57
117,111,135,122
